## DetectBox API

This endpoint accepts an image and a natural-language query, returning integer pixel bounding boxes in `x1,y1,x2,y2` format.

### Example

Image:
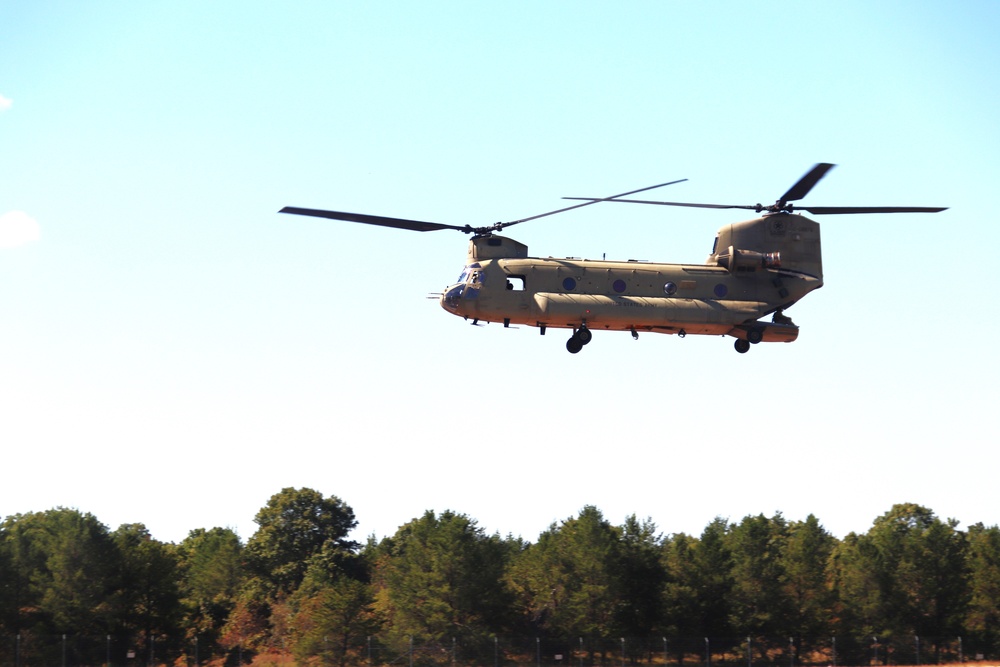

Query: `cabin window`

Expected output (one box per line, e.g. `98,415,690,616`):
506,275,526,292
663,282,677,296
613,279,627,293
711,236,719,254
562,277,577,291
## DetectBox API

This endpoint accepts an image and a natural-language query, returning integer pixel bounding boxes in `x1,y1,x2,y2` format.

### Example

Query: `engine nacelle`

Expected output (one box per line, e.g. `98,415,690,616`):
717,245,781,273
709,215,822,282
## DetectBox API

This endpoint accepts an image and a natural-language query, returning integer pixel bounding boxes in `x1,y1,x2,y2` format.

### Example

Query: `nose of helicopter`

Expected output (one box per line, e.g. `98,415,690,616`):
440,283,465,314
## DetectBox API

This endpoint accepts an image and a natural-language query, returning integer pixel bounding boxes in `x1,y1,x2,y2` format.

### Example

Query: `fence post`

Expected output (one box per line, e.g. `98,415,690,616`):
107,634,112,667
747,637,751,667
915,636,920,666
63,634,67,667
664,638,669,667
832,637,837,667
705,638,710,667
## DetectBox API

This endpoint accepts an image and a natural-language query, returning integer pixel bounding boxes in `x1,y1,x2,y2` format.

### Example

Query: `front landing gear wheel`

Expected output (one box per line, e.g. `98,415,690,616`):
734,339,751,354
567,337,583,354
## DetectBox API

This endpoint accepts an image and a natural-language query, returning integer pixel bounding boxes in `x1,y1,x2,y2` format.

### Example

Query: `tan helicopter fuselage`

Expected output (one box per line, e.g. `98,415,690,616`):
439,213,823,343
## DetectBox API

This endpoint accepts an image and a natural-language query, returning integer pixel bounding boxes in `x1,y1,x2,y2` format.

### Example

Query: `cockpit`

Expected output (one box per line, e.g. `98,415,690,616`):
441,263,485,313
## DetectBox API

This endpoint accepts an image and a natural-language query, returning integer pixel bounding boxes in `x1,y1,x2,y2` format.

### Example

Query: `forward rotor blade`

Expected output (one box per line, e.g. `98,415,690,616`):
800,206,948,215
504,179,688,227
781,163,836,203
279,207,470,233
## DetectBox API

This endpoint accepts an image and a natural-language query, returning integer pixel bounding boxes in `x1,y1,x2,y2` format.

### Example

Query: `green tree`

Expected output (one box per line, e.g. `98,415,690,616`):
661,519,735,661
871,504,968,641
781,515,836,650
177,527,243,653
291,555,383,667
1,508,119,635
0,514,34,633
832,503,969,661
617,515,666,638
244,487,359,597
661,532,701,640
507,506,623,638
829,528,881,665
966,523,1000,656
226,488,359,653
110,523,183,654
693,517,735,638
374,510,512,643
727,513,792,640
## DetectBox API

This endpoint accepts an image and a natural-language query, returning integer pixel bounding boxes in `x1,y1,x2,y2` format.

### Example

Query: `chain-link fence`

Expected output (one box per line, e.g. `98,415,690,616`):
0,634,980,667
0,633,244,667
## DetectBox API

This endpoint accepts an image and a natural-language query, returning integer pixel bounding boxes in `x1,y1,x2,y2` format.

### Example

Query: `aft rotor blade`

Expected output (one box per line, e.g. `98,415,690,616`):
562,197,756,210
564,199,949,216
781,163,836,203
503,179,688,228
279,207,471,233
800,206,949,215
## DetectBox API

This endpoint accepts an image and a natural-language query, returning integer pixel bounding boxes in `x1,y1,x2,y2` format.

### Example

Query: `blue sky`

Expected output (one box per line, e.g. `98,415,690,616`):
2,1,998,544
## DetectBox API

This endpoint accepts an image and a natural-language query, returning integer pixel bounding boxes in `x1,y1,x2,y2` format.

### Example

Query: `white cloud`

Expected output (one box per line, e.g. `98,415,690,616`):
0,211,41,248
0,94,11,111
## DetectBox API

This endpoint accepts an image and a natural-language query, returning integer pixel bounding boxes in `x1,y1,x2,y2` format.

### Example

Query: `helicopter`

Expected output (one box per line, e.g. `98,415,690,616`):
280,164,946,354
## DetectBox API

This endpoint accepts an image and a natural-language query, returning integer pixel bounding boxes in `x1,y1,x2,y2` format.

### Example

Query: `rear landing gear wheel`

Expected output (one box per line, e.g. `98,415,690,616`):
577,327,592,345
567,337,583,354
747,328,763,344
734,339,751,354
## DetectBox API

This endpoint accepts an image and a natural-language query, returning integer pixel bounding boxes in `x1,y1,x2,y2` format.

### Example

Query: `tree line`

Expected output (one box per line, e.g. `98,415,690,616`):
2,489,999,667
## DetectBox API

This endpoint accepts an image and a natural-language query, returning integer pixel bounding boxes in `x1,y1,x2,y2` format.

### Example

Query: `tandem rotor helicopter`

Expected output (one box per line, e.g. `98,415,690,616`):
281,164,946,354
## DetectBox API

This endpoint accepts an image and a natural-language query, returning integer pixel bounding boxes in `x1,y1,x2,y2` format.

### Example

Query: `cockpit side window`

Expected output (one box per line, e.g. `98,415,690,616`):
457,263,484,285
